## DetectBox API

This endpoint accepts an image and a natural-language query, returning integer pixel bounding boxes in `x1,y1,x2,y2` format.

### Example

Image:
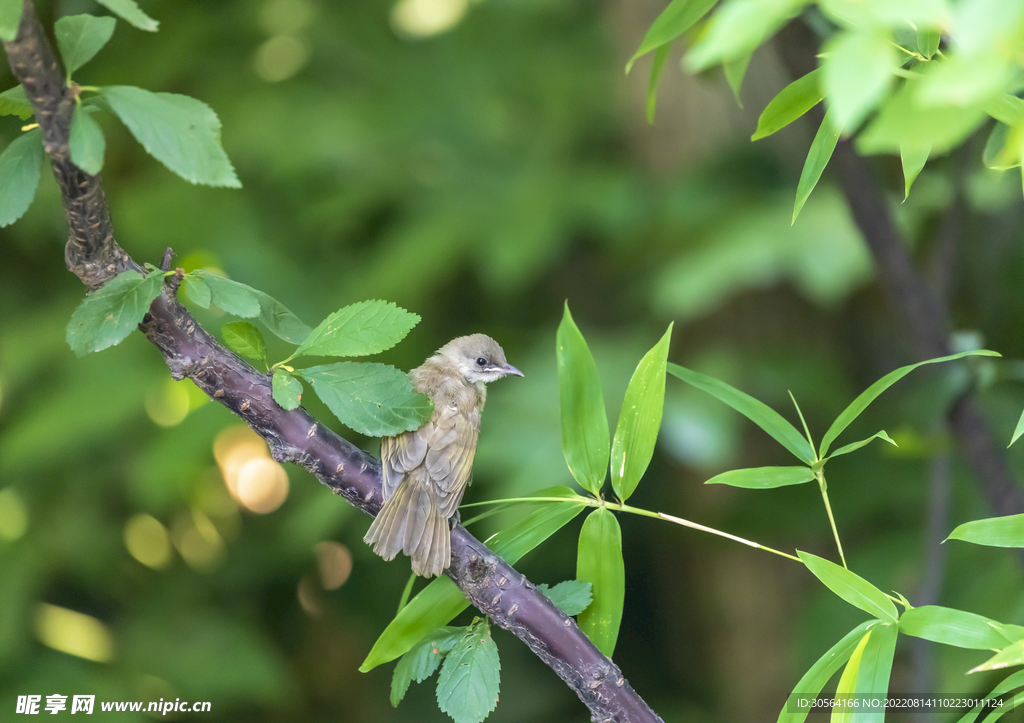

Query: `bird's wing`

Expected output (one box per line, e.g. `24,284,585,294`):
380,428,428,501
424,404,480,518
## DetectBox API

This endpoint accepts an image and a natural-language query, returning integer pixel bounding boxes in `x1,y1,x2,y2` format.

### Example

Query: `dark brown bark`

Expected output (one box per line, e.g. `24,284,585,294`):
2,3,661,721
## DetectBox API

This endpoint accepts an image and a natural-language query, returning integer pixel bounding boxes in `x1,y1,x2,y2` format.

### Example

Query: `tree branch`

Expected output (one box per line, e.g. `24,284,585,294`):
2,3,662,721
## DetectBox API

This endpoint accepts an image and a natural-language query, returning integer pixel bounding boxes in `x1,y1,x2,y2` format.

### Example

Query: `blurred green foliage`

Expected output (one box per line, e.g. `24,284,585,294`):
3,0,1024,721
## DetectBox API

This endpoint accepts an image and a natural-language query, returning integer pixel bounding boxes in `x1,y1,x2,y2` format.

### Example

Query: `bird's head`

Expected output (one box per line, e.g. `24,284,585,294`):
437,334,523,385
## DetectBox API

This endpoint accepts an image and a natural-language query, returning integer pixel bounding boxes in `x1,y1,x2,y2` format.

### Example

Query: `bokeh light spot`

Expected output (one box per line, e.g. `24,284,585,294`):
124,514,172,569
253,35,311,83
144,379,191,427
172,510,225,571
391,0,468,39
236,458,290,513
0,488,28,541
34,603,114,663
214,425,271,500
315,541,353,589
259,0,314,35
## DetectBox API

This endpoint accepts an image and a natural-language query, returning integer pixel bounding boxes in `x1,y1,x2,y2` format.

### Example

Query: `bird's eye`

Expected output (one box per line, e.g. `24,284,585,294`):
476,357,487,367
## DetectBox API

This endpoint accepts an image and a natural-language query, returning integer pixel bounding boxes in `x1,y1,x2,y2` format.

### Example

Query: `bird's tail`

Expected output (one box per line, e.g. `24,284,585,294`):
363,471,451,578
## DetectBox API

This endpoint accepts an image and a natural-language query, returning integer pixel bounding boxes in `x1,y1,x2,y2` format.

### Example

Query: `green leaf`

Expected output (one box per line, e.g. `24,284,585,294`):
685,0,806,72
556,303,610,495
627,0,718,72
899,606,1018,650
822,29,897,132
667,363,815,464
916,27,940,59
390,626,464,707
724,52,751,107
646,43,671,124
0,129,42,228
271,369,302,411
901,142,930,199
65,270,166,356
0,85,33,120
947,514,1024,548
819,350,1001,458
969,638,1024,674
850,623,897,723
826,430,896,461
189,271,260,317
254,291,312,344
181,274,211,308
221,321,268,366
576,508,624,657
100,86,239,187
95,0,158,31
958,670,1024,722
294,299,419,359
436,621,500,723
536,580,592,617
0,0,24,42
360,493,585,671
832,631,870,723
69,105,105,175
54,14,116,76
793,108,840,224
777,620,876,723
983,123,1023,172
751,68,824,141
297,362,432,437
1011,407,1024,447
610,324,672,502
798,551,898,623
986,94,1024,126
706,465,815,489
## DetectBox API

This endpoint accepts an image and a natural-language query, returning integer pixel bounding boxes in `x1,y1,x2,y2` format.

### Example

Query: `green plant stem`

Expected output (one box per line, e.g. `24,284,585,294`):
817,471,848,569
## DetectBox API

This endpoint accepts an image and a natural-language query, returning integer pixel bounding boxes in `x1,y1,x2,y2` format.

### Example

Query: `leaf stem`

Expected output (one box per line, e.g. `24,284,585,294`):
816,471,847,569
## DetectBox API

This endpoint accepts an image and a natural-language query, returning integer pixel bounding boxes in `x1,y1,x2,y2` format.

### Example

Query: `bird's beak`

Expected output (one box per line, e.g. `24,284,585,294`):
502,364,524,378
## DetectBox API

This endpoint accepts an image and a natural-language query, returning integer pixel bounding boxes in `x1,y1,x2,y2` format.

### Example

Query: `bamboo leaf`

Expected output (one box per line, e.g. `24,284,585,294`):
793,108,840,223
900,606,1018,650
751,68,824,140
576,508,625,656
825,431,896,461
947,514,1024,548
626,0,718,72
705,466,815,489
798,551,898,623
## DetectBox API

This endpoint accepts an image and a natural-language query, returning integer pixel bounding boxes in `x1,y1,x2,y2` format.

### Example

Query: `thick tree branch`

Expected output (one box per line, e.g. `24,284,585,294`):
2,3,662,721
776,22,1024,519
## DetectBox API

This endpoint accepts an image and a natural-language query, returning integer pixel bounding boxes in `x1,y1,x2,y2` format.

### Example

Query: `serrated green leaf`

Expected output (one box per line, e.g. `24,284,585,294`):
294,299,419,359
254,291,312,344
360,491,585,671
436,621,500,723
100,86,239,187
556,303,610,495
390,626,464,707
0,0,24,42
901,142,930,199
969,638,1024,674
221,321,268,366
826,431,896,461
1010,406,1024,447
793,108,840,223
668,363,814,464
95,0,158,31
947,514,1024,548
851,623,897,723
706,465,815,489
610,324,672,502
69,105,105,175
752,68,824,141
0,128,42,228
822,29,897,133
900,606,1018,650
957,670,1024,722
181,274,211,308
724,52,751,108
832,631,870,723
271,368,302,410
646,43,671,124
627,0,718,72
916,27,940,59
536,580,593,617
298,362,432,437
819,350,1001,458
0,85,33,120
54,14,116,75
577,508,624,656
65,270,165,356
685,0,806,72
777,621,876,723
799,551,898,623
189,270,261,317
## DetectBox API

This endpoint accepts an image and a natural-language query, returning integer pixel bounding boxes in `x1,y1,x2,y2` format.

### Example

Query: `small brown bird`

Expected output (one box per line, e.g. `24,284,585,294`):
364,334,523,577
